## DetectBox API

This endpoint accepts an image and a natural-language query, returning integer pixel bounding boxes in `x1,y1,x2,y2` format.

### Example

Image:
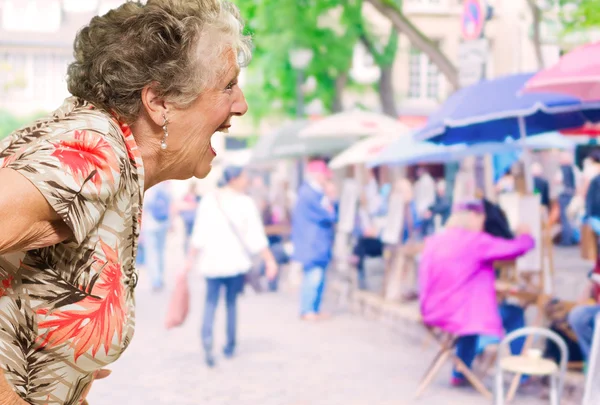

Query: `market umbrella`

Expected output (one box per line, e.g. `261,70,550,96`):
367,137,451,167
368,137,522,168
369,132,576,168
524,41,600,102
249,120,356,163
414,73,600,145
299,110,409,138
328,132,405,170
521,131,577,150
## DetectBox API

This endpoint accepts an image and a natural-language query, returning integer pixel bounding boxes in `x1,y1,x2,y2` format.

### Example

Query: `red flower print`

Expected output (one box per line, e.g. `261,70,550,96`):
37,241,125,361
120,123,137,164
51,130,119,192
0,154,16,168
0,275,13,297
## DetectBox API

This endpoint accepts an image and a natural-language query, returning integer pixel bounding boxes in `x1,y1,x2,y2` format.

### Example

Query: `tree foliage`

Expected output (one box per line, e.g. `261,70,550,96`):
236,0,364,120
560,0,600,32
236,0,460,120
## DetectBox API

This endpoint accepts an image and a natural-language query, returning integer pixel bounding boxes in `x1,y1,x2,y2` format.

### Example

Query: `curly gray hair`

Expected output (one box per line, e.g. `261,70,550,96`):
67,0,252,123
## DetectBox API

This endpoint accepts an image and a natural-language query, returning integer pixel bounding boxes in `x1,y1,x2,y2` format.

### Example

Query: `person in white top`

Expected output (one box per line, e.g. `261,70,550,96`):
413,166,436,236
184,166,277,367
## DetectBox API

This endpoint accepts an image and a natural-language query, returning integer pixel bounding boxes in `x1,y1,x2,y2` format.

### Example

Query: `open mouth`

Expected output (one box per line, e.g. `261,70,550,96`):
211,123,231,156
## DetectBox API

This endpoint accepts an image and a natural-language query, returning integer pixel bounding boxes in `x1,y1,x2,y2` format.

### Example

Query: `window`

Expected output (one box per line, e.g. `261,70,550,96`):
408,47,422,99
408,46,441,101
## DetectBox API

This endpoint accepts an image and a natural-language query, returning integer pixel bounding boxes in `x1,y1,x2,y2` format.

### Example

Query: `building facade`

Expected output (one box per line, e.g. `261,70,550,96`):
348,0,563,120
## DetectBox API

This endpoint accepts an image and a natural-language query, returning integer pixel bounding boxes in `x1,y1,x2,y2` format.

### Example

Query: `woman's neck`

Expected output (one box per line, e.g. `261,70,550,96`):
130,119,166,190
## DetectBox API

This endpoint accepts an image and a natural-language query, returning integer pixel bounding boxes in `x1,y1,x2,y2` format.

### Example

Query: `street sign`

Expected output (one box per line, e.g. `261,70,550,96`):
462,0,484,41
458,38,489,88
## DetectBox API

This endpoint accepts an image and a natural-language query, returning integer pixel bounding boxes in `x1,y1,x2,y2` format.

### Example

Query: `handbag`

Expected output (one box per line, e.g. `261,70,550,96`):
164,271,190,329
215,194,264,293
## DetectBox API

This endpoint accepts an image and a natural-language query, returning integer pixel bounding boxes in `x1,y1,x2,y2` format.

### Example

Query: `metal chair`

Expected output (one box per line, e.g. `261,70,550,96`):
494,327,568,405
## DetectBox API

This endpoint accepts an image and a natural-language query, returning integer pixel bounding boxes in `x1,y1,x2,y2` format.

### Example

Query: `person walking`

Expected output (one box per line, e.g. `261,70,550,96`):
178,181,201,254
291,160,338,321
185,166,277,367
142,181,173,292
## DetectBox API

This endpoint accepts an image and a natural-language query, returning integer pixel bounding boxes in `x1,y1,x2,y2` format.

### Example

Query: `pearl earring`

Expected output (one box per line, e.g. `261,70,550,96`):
161,115,169,150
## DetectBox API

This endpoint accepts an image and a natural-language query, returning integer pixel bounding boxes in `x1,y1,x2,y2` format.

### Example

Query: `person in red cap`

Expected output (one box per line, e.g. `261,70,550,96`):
291,159,338,321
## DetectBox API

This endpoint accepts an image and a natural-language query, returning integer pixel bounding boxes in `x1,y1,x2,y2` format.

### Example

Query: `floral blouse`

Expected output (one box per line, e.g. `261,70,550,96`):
0,97,144,405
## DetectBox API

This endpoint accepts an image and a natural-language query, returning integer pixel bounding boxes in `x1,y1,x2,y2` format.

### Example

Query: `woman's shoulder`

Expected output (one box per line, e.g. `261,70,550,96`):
1,97,128,162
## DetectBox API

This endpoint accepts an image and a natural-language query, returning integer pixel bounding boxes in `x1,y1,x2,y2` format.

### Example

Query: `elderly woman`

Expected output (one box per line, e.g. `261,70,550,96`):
0,1,250,404
419,200,534,386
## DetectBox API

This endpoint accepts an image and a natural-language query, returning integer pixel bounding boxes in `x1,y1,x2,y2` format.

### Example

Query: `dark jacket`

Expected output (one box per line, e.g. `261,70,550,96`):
586,174,600,219
534,176,550,209
429,195,452,225
560,164,576,194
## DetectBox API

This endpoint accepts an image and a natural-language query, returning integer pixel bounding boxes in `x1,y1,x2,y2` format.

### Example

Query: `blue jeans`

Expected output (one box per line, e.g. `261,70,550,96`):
300,266,327,316
143,224,168,289
201,275,244,354
558,192,576,245
453,303,526,379
568,304,600,360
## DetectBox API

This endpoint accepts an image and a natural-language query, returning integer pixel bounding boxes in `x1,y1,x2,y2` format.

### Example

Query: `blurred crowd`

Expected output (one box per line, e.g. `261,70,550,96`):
138,148,600,394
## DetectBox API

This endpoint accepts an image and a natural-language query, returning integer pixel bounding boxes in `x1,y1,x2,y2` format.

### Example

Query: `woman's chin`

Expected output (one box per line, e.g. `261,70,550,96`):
193,161,213,179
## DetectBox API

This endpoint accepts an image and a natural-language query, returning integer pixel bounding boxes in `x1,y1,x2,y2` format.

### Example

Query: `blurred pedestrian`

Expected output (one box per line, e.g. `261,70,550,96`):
142,181,173,292
258,197,291,292
185,166,277,367
178,181,201,254
291,160,338,321
413,167,436,237
532,162,550,210
556,152,580,245
425,180,452,235
352,190,385,291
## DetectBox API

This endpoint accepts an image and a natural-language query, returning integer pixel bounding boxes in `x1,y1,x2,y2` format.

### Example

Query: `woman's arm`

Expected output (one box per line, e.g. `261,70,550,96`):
0,169,72,255
479,228,535,263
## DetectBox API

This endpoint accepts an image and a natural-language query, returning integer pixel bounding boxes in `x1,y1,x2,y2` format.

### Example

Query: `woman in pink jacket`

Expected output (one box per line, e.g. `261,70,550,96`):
419,200,535,385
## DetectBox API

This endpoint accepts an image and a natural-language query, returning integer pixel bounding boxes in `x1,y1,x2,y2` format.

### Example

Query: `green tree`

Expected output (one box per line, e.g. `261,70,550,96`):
237,0,459,120
236,0,363,120
359,22,399,117
561,0,600,31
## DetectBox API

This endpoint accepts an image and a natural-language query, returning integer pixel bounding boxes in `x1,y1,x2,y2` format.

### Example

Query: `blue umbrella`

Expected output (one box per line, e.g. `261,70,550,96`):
414,73,600,145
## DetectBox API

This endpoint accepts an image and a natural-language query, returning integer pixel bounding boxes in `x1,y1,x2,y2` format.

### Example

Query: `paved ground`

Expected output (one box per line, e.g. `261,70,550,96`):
87,230,587,405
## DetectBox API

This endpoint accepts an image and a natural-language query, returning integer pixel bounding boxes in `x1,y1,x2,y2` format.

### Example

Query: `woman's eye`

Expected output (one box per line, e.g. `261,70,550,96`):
226,81,237,91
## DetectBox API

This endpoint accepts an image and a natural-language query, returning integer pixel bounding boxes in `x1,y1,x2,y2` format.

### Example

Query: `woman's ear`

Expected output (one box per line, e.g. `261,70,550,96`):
140,83,168,127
